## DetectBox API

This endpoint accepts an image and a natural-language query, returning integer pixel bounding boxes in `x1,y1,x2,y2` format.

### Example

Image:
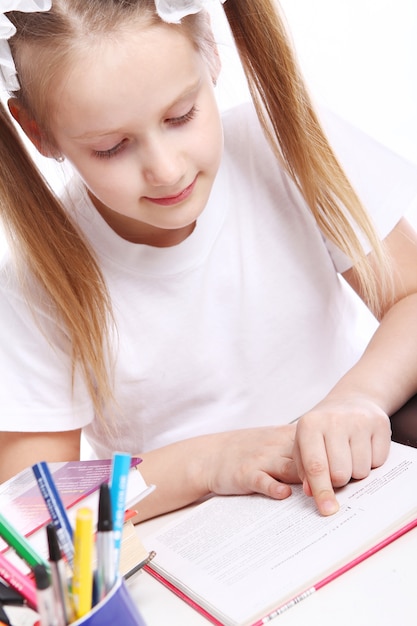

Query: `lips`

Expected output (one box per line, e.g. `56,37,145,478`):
144,177,197,206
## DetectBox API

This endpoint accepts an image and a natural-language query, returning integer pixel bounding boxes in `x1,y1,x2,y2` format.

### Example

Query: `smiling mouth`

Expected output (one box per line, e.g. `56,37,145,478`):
144,177,197,206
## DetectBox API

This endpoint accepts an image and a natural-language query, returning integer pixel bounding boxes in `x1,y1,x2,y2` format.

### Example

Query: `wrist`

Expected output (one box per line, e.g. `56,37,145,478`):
135,435,218,520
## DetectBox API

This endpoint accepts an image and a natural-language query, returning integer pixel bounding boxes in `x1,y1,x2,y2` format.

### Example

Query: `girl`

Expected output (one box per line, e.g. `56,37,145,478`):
1,0,417,520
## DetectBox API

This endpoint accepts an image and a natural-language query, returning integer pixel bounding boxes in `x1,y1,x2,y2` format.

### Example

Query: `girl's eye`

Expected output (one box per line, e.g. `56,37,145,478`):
91,107,197,159
93,139,127,159
168,106,198,127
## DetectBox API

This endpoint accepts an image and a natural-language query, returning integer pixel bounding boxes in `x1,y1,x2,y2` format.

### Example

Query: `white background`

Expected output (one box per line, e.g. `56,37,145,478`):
213,0,417,167
282,0,417,168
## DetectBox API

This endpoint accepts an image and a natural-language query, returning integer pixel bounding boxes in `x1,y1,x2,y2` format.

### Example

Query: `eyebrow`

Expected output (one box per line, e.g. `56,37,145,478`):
72,79,202,141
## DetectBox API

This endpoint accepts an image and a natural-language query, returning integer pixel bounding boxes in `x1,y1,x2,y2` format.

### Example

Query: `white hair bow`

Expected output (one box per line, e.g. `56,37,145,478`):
155,0,226,24
0,0,52,92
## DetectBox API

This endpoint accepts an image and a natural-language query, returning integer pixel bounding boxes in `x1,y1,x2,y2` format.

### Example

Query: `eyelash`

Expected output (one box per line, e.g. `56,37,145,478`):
93,138,127,160
168,105,198,127
93,106,198,159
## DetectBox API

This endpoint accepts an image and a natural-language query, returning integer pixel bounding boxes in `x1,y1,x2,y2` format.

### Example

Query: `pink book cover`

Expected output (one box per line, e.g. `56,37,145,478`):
0,458,141,552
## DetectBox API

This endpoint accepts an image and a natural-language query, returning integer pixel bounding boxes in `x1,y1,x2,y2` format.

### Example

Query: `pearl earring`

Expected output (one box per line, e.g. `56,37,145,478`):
55,155,65,163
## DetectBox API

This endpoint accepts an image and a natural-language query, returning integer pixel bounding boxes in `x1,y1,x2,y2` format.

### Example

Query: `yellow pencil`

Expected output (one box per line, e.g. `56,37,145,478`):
72,507,94,619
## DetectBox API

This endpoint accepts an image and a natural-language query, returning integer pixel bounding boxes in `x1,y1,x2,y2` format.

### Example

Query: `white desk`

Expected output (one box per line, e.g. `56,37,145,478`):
129,510,417,626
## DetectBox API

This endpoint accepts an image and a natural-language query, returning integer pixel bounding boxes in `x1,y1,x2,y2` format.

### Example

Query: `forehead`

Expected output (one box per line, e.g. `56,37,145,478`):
49,23,204,136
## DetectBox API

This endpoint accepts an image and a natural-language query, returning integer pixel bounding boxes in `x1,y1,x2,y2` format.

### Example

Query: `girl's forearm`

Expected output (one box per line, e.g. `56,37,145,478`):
132,436,212,521
326,293,417,414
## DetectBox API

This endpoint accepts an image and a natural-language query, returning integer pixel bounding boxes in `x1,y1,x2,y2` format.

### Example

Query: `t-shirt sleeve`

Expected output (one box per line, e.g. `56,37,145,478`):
318,107,417,272
0,272,94,431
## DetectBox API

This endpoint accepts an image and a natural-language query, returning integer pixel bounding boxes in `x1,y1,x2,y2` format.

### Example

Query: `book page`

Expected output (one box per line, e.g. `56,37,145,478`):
144,442,417,626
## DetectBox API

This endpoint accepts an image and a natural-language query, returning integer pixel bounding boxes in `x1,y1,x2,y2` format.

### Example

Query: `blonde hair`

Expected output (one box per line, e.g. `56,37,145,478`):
0,99,112,416
1,0,390,415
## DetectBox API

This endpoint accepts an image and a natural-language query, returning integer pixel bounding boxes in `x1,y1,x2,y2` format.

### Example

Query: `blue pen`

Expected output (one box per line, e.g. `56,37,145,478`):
32,462,74,567
109,453,131,573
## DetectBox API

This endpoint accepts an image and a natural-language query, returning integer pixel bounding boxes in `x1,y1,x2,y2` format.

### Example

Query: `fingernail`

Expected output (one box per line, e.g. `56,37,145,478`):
321,499,339,516
275,484,290,497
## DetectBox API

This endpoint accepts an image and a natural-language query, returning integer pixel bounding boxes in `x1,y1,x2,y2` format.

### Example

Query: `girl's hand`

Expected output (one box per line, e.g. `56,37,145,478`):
138,425,301,520
204,425,300,500
292,396,392,515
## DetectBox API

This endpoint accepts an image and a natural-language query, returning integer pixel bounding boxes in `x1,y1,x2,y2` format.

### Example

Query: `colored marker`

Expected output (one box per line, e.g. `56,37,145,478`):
72,508,93,619
96,483,116,600
33,564,63,626
0,512,49,573
46,524,73,625
0,552,37,610
109,453,131,573
32,462,74,567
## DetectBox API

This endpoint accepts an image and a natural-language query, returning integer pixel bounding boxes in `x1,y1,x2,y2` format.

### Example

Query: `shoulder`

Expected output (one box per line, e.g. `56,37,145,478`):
0,247,63,338
219,101,310,218
319,107,417,238
220,101,291,199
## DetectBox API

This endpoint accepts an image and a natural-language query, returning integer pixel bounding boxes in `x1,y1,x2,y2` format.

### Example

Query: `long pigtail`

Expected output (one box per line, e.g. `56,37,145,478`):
222,0,391,314
0,101,114,418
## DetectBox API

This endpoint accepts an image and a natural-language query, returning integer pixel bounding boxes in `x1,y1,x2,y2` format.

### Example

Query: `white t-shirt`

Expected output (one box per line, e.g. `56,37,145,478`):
1,102,417,458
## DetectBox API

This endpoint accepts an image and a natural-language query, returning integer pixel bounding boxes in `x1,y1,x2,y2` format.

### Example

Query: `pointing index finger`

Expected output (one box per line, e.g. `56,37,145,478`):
300,440,339,516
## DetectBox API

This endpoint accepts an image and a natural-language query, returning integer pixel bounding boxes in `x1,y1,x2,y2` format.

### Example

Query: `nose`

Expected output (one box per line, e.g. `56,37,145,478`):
142,135,186,187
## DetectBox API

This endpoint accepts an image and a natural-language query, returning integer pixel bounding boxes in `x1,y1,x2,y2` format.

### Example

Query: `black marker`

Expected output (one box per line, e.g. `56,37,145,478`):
96,482,116,600
47,524,73,624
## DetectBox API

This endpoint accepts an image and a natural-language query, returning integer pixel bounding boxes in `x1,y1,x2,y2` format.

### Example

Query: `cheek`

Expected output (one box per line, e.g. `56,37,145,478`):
81,169,133,207
83,162,138,196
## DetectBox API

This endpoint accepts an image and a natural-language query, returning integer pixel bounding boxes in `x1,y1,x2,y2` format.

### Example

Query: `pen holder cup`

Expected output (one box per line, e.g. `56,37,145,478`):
72,577,146,626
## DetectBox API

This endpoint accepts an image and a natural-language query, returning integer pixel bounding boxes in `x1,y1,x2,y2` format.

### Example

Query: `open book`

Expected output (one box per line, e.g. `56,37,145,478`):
143,441,417,626
0,459,154,578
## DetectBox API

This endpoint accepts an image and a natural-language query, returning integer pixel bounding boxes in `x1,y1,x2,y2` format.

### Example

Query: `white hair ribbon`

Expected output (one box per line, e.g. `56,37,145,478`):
0,0,52,92
155,0,226,24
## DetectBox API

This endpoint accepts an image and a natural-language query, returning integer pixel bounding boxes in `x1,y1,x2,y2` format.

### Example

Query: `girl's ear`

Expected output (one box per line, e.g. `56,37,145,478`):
7,98,55,158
